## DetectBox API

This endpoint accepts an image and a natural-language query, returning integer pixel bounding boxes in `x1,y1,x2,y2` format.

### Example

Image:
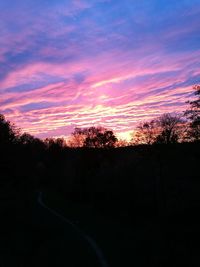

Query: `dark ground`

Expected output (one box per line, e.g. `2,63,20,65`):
1,187,200,267
0,142,200,266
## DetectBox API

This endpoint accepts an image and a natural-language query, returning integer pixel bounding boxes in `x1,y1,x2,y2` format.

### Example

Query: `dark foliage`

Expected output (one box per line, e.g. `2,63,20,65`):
185,85,200,141
70,126,118,148
0,114,19,146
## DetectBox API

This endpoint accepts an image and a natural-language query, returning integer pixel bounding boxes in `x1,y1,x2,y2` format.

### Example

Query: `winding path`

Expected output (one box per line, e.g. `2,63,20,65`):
37,192,109,267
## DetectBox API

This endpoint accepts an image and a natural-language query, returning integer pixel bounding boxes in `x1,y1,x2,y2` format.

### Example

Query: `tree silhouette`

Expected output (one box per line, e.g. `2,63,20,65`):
70,127,117,148
0,114,19,146
185,85,200,141
131,120,157,145
67,128,86,148
18,132,46,155
18,133,36,145
44,137,66,150
155,113,183,144
131,113,184,145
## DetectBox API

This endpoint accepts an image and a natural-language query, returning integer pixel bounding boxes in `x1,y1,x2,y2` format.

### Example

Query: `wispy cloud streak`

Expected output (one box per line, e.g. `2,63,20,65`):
0,0,200,139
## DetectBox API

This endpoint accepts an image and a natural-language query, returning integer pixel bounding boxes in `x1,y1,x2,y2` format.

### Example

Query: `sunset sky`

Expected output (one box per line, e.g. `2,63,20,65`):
0,0,200,140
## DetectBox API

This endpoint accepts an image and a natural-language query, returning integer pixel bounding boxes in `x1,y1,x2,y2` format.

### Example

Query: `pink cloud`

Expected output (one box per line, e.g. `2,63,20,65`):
1,6,200,141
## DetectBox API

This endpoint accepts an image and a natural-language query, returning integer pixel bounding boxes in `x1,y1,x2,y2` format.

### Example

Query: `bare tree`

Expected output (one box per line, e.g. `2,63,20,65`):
155,113,184,144
67,127,86,148
131,113,185,145
131,120,157,145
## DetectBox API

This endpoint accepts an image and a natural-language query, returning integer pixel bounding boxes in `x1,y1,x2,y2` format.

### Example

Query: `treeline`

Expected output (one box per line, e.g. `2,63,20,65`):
0,85,200,150
131,85,200,145
69,85,200,146
0,85,199,219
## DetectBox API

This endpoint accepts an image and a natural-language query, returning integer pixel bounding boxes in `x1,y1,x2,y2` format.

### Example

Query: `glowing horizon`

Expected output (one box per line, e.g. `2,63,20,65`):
0,0,200,140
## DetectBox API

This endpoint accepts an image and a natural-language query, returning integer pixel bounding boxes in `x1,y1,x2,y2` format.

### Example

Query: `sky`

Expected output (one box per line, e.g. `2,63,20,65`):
0,0,200,140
